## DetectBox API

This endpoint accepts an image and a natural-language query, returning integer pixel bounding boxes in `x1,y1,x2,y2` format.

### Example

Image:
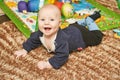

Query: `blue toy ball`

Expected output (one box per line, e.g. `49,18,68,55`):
28,0,40,12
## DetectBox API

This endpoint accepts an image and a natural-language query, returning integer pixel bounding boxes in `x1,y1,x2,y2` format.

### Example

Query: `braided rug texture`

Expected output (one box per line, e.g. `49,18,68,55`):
0,21,120,80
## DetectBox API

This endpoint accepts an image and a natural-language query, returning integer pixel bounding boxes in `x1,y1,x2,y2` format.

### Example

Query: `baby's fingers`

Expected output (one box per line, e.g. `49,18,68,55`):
22,53,27,57
14,51,22,59
15,54,21,59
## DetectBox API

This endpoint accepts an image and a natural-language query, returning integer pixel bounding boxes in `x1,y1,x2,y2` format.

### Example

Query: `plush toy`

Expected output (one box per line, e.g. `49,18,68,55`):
61,3,74,18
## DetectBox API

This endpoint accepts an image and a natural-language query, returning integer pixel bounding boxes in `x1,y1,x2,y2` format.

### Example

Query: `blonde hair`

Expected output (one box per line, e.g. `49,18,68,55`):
38,4,61,18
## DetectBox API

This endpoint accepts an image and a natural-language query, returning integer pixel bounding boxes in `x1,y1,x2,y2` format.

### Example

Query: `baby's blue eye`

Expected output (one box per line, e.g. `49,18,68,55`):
40,19,45,21
50,19,54,21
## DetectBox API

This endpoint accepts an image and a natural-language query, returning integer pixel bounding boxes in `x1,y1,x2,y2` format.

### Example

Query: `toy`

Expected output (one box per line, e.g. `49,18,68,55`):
54,1,64,10
18,1,28,13
48,0,56,4
18,0,44,13
28,0,40,12
61,3,74,18
58,0,71,3
113,29,120,39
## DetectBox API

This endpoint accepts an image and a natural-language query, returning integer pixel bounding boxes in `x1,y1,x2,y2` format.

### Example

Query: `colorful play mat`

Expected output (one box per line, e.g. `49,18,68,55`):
0,0,120,37
10,7,37,32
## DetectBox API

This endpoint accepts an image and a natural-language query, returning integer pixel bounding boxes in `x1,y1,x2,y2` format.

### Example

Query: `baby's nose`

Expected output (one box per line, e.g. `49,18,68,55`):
45,20,49,24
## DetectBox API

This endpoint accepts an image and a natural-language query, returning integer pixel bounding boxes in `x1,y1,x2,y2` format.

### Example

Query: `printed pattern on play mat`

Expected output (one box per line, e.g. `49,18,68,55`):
8,7,37,32
4,0,38,32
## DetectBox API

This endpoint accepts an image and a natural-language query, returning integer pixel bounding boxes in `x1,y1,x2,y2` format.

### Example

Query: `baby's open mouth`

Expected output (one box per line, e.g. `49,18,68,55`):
44,27,51,31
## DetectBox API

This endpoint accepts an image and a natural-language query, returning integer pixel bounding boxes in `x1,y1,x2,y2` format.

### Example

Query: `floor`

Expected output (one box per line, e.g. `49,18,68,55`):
0,8,10,24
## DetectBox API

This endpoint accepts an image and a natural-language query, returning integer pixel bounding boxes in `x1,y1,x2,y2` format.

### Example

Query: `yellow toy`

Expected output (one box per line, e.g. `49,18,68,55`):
61,3,74,18
48,0,56,4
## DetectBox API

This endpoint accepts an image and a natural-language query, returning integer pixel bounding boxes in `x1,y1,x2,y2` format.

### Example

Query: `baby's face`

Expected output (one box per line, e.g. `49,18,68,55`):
38,6,61,37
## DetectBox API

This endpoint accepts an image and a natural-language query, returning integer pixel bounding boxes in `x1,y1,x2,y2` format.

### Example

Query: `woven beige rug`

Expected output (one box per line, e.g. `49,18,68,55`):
0,21,120,80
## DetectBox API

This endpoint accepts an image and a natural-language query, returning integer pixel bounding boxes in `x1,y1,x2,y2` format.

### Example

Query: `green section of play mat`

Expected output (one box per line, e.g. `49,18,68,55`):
87,0,120,31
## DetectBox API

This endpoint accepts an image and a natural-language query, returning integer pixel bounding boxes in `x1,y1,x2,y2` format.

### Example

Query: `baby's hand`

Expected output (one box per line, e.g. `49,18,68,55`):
37,61,52,70
14,49,27,58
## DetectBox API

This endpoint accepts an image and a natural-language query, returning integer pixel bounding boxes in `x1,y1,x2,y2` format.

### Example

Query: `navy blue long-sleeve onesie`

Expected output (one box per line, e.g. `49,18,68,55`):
23,23,103,69
23,25,85,69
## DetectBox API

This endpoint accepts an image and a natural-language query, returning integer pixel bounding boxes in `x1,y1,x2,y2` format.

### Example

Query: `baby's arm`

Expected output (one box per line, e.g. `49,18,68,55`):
14,49,28,58
37,41,69,70
14,31,42,58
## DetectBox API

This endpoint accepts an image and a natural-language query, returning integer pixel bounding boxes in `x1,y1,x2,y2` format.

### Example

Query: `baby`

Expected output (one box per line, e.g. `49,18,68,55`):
14,4,103,69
